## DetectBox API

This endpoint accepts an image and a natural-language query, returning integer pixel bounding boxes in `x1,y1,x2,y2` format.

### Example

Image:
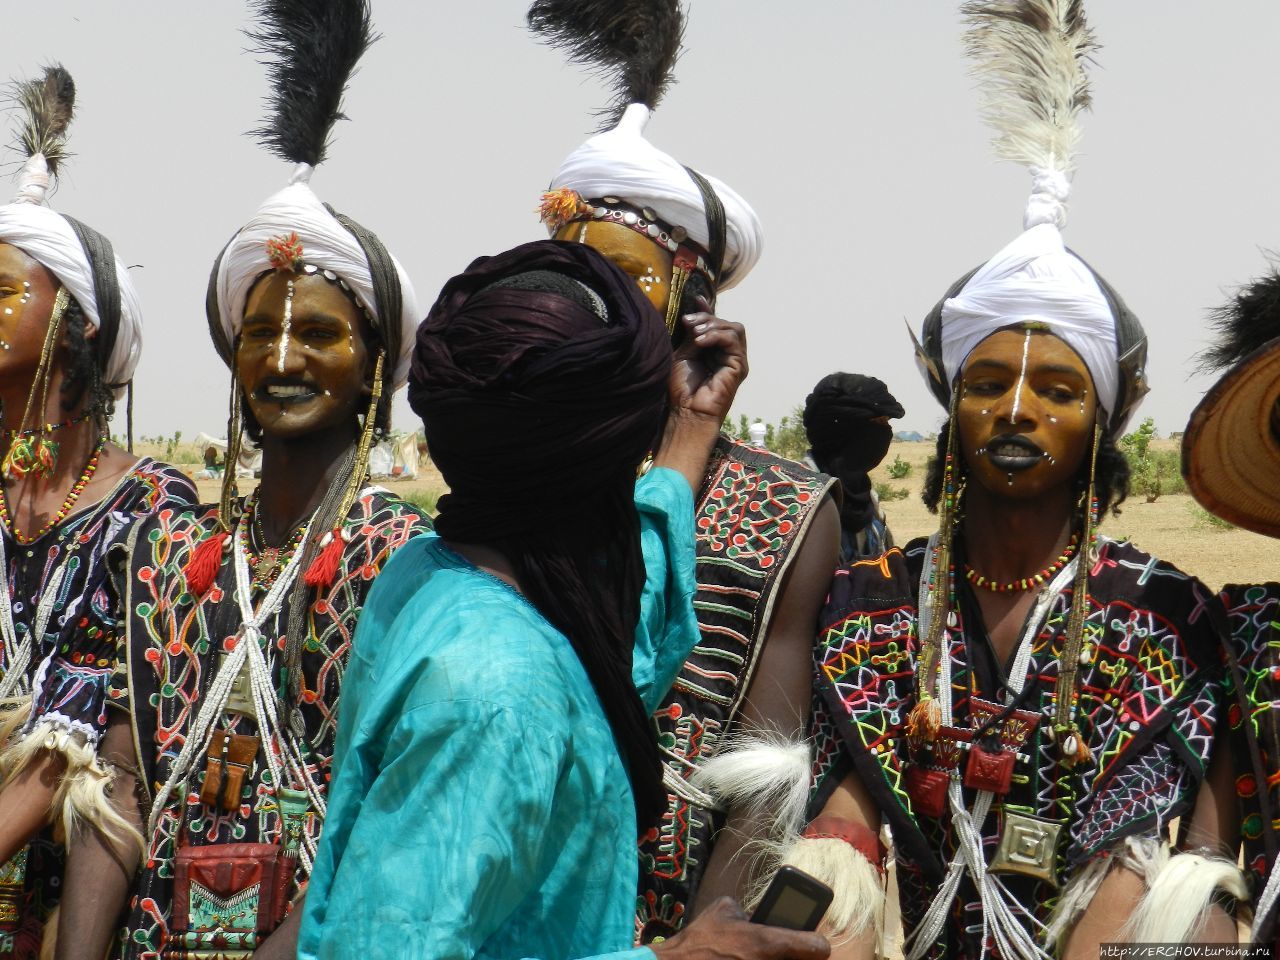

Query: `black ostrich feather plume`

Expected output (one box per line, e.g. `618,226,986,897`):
12,65,75,176
527,0,683,130
1201,266,1280,374
247,0,375,168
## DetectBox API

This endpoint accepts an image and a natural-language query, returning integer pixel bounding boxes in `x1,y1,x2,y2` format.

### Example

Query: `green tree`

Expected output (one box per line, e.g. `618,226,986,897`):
1119,417,1163,502
770,405,809,461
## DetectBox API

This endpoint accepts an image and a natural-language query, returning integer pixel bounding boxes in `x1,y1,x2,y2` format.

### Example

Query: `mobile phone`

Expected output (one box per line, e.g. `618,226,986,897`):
749,865,834,931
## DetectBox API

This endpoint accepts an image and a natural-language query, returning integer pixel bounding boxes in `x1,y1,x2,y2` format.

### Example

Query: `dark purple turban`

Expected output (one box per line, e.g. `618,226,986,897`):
410,239,670,541
408,239,672,833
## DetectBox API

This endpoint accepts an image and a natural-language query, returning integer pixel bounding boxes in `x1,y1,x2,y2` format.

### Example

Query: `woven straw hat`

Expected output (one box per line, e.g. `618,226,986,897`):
1183,336,1280,537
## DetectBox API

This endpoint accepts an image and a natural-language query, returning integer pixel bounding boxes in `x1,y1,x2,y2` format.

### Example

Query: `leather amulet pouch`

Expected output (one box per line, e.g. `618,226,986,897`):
963,740,1015,795
171,842,289,942
904,763,950,818
200,731,261,813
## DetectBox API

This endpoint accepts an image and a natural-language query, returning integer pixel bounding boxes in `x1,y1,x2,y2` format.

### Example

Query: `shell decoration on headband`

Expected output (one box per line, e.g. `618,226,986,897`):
265,231,305,272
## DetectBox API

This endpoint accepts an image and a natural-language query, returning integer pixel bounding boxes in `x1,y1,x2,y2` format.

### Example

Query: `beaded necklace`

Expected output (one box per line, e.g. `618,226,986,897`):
964,533,1081,593
0,433,107,545
240,491,309,592
2,412,92,439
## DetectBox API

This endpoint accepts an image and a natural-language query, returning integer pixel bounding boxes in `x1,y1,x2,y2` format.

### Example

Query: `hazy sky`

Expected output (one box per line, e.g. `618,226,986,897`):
14,2,1280,438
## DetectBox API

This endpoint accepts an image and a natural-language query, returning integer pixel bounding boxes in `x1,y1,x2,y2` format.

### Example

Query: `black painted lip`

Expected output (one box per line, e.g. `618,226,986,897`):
984,434,1043,472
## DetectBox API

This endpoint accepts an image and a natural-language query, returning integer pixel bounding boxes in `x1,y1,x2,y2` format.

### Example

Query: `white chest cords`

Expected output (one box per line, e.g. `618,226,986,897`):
146,508,328,874
0,531,72,702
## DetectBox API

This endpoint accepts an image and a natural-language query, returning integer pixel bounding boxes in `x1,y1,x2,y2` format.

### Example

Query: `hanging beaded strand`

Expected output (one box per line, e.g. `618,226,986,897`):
1051,422,1102,767
2,288,71,481
906,390,965,744
184,379,244,595
302,351,385,590
3,412,92,440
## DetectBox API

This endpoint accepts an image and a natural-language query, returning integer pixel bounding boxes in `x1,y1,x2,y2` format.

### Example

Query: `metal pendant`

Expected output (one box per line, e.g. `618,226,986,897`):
289,706,306,740
989,809,1063,886
222,655,255,716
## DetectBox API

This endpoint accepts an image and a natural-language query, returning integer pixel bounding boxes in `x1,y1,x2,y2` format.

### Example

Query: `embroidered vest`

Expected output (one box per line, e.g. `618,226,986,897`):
636,437,834,941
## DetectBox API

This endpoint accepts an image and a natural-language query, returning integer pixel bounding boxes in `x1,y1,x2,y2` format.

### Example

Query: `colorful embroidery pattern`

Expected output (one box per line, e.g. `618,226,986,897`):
636,439,833,943
0,460,196,959
810,537,1222,960
1221,582,1280,940
114,490,431,959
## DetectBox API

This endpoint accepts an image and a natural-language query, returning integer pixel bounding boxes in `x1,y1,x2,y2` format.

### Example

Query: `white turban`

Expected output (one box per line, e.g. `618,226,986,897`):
214,168,419,389
549,103,763,292
936,222,1120,418
0,159,143,395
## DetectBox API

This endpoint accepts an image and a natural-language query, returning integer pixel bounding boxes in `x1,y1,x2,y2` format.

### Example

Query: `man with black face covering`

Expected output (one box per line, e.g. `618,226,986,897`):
803,374,905,562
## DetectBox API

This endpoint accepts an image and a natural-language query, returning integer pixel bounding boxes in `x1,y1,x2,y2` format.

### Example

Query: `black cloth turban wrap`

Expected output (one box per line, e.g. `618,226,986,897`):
804,373,905,531
409,239,672,833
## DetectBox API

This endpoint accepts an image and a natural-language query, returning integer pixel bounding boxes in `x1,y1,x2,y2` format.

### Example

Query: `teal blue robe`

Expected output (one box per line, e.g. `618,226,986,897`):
299,468,697,959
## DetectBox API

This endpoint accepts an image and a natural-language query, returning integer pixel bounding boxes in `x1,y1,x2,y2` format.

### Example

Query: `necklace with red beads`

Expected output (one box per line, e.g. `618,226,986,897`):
240,491,309,591
964,533,1081,593
0,434,107,545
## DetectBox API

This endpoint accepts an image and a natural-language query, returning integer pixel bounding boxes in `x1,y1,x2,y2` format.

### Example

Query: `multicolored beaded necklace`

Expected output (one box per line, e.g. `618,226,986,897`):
0,433,107,545
2,412,92,440
240,491,309,591
964,533,1082,593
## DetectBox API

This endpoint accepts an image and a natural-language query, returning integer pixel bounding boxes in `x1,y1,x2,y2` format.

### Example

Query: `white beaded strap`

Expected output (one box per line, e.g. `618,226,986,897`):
0,533,67,702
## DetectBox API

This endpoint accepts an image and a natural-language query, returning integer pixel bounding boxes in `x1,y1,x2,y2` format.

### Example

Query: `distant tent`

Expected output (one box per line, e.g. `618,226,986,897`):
369,433,419,479
895,430,925,442
193,432,261,479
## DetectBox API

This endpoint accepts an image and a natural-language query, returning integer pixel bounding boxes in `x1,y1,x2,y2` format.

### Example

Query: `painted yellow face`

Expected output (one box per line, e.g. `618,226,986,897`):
554,219,674,312
957,328,1098,501
237,272,372,441
0,242,63,376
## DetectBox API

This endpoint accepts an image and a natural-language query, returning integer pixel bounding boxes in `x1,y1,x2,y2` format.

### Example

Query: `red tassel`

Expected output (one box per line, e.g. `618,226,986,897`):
304,529,345,590
185,531,229,596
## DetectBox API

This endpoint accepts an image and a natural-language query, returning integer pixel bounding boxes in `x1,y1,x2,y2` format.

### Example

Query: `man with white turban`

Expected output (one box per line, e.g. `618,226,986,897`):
53,4,433,958
0,66,197,959
777,4,1244,958
527,0,840,941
